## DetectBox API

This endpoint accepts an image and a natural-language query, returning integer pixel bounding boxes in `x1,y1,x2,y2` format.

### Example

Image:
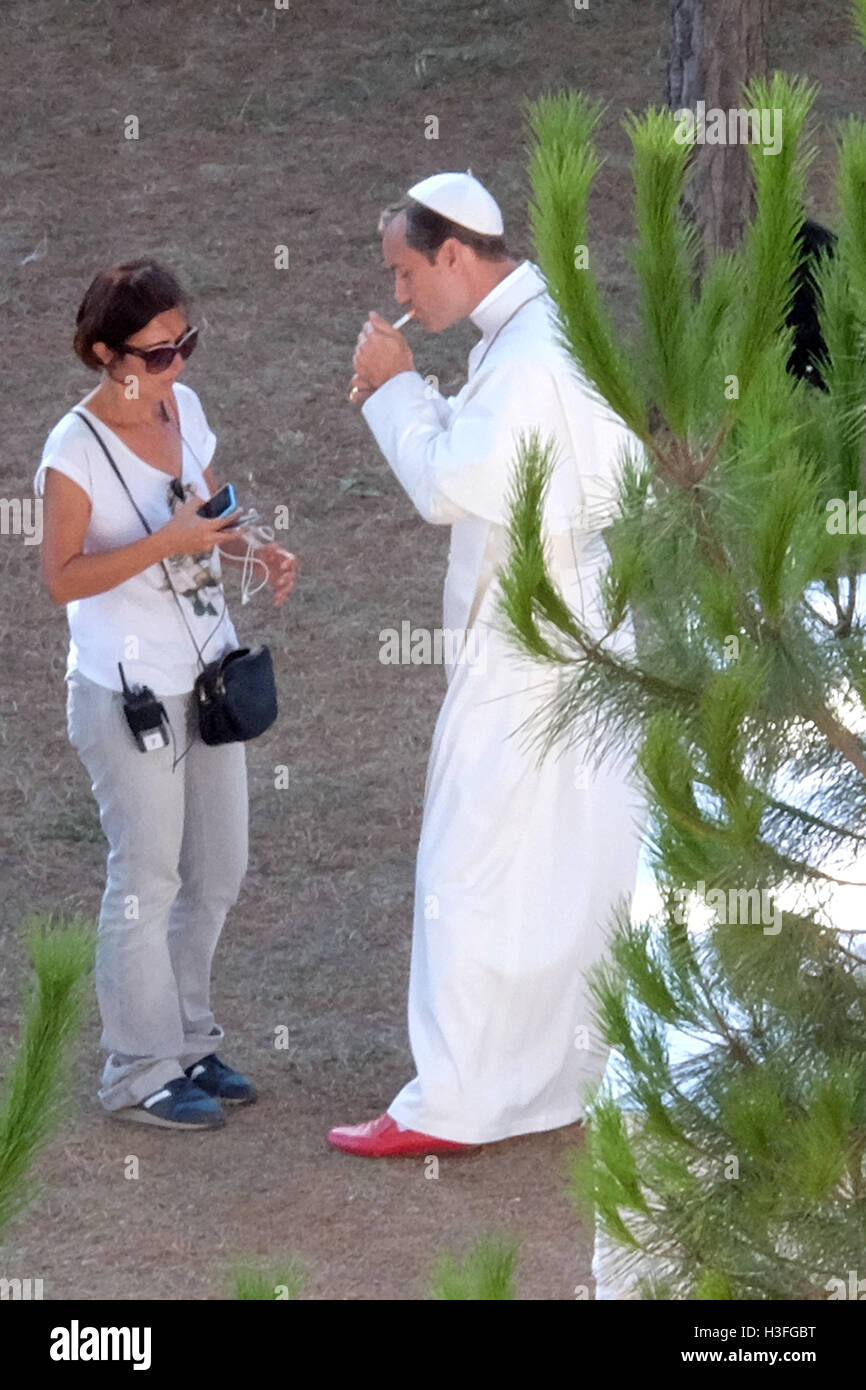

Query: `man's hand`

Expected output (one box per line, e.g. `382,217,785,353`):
352,311,414,393
347,372,375,406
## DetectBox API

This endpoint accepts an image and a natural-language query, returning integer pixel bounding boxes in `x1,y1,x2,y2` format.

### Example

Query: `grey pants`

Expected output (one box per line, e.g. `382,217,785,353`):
66,670,249,1111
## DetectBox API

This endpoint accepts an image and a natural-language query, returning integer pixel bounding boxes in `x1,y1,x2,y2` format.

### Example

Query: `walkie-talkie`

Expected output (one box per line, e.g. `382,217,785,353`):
118,663,170,753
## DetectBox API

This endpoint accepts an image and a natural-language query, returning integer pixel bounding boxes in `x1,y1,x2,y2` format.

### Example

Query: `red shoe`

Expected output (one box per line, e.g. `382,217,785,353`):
327,1111,477,1157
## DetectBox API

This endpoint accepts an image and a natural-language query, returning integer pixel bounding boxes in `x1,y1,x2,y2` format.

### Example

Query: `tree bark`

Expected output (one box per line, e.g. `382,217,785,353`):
666,0,770,255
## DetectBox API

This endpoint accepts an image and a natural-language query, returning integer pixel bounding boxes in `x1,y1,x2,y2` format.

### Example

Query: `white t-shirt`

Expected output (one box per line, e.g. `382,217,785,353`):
35,382,239,696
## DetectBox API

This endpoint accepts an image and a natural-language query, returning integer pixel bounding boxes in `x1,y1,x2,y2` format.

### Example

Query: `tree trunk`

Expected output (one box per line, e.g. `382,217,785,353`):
666,0,770,255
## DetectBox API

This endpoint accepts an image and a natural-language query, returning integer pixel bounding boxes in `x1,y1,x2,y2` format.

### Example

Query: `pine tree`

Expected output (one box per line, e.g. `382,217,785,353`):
500,64,866,1298
0,916,94,1238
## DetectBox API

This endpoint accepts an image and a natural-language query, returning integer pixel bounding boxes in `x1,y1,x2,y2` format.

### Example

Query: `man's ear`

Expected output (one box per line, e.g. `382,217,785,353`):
438,237,463,272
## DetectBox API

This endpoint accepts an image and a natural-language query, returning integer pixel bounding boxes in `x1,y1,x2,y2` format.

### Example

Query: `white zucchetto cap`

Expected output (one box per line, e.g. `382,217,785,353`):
406,170,504,236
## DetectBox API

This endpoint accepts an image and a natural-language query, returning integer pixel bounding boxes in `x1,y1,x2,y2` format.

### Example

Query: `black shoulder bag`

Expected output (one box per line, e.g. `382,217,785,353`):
73,411,278,746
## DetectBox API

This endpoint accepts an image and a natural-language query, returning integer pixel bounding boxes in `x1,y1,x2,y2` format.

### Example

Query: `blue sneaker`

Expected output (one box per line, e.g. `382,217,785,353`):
113,1076,225,1129
184,1053,257,1105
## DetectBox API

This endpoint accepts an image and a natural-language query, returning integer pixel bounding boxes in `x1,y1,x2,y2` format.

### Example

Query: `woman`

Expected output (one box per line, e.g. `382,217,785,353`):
36,259,297,1130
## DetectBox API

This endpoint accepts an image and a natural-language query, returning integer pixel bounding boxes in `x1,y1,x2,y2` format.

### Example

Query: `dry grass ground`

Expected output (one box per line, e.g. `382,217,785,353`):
0,0,862,1299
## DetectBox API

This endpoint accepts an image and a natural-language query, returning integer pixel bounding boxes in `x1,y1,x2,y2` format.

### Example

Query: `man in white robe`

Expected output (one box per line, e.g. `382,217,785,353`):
328,172,645,1156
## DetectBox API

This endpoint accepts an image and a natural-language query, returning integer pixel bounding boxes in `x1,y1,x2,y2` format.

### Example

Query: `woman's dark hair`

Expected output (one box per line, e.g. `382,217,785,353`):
74,259,189,370
378,198,508,263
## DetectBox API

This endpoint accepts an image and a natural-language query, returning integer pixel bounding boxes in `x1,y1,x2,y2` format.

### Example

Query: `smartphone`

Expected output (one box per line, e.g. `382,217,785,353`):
197,483,236,519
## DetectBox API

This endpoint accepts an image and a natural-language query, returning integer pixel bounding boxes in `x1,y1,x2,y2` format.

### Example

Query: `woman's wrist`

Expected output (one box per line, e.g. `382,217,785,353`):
147,529,172,564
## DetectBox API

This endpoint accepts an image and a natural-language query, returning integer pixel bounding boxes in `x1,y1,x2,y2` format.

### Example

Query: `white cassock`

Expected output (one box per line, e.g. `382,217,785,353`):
362,259,646,1143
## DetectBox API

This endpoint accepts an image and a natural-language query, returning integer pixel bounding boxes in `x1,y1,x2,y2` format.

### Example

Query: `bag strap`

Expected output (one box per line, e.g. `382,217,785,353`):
74,409,156,534
73,409,208,672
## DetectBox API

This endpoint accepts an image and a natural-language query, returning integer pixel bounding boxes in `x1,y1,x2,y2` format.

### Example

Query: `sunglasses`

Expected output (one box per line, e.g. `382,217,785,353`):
117,324,199,374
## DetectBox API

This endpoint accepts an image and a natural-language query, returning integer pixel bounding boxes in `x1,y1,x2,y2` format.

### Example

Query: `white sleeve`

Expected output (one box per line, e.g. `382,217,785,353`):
361,361,561,526
431,389,455,428
34,418,93,501
361,372,471,524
